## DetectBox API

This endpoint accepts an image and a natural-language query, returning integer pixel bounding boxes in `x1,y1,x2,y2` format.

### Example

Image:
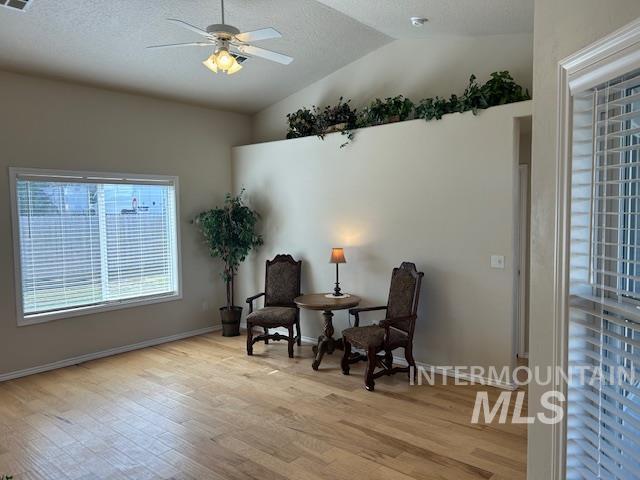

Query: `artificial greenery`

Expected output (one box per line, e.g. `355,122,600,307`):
415,71,529,121
284,70,530,146
362,95,414,125
482,71,530,107
193,189,263,309
315,97,358,136
310,97,359,148
458,75,488,114
1,475,13,480
415,95,458,121
286,107,317,139
284,98,358,146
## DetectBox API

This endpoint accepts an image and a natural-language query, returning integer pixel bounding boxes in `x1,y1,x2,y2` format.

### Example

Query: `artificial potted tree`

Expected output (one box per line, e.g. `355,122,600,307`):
194,190,263,337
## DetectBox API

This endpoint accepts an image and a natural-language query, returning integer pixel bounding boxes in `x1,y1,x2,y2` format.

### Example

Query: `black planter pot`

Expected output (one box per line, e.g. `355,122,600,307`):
220,306,242,337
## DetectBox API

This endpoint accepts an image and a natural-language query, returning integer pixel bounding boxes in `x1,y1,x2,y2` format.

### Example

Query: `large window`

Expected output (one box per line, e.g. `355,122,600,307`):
10,168,181,325
567,70,640,478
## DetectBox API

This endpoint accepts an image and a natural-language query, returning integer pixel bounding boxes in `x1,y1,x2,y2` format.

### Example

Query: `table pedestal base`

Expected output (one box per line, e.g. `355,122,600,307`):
311,310,366,370
312,310,340,370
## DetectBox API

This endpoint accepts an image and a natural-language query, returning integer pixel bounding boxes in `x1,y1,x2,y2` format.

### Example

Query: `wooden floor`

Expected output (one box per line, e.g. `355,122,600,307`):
0,332,527,480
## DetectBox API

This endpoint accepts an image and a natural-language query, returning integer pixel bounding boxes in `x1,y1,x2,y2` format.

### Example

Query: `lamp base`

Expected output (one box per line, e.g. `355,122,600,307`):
325,293,350,299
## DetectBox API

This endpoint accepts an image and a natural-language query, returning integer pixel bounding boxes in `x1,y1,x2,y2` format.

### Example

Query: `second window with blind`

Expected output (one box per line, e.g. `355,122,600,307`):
10,169,181,325
567,69,640,478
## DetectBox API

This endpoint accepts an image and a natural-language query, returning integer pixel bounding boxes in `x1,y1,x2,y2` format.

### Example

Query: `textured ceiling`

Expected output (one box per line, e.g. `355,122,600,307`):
315,0,534,38
0,0,390,113
0,1,533,114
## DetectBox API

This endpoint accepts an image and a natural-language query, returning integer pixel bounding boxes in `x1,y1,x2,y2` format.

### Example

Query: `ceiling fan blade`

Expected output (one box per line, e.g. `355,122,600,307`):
147,42,213,49
237,45,293,65
235,27,282,43
167,18,212,38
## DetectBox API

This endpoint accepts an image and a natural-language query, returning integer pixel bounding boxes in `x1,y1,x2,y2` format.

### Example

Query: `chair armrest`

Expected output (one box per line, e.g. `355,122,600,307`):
379,314,416,331
348,305,387,327
246,292,265,314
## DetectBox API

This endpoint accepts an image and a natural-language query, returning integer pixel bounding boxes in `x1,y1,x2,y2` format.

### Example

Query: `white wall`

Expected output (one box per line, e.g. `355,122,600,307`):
252,34,533,143
233,101,531,379
528,2,640,479
0,70,251,377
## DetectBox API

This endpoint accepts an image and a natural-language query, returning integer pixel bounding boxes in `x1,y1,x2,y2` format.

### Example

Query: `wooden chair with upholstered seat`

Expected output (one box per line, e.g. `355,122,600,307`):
341,262,424,391
246,254,302,358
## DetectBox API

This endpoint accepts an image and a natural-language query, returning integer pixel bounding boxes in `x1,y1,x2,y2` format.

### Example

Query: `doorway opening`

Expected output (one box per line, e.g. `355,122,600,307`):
515,116,532,361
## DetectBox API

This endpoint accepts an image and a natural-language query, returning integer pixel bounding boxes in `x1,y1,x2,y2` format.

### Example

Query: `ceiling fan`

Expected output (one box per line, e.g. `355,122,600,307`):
147,0,293,75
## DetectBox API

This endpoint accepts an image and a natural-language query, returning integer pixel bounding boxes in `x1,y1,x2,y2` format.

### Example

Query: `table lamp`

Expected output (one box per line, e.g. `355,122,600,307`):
330,247,346,296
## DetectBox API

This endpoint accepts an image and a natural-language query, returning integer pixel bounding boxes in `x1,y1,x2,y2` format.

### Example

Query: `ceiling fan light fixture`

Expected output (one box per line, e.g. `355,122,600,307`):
214,47,235,70
152,0,293,76
202,50,243,75
226,58,243,75
202,54,219,73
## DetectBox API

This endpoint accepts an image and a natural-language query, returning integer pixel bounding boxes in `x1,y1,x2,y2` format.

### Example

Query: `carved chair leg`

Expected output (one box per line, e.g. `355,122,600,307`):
404,345,416,379
384,349,393,370
364,346,377,391
246,323,254,356
341,339,352,375
287,324,295,358
263,327,269,344
296,317,302,346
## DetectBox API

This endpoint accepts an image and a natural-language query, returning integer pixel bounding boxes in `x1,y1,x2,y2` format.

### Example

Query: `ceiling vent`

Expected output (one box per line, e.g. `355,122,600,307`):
0,0,31,11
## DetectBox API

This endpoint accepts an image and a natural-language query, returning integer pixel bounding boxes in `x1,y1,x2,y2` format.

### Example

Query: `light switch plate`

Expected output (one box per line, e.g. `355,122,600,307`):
490,255,505,269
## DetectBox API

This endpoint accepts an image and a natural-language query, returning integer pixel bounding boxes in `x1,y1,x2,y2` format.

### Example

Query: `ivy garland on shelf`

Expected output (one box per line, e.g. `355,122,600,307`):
361,95,414,126
285,107,316,139
285,71,530,148
286,97,358,147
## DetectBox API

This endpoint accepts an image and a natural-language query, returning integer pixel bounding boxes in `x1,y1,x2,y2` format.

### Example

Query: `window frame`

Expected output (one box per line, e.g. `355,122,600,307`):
9,167,183,326
617,82,640,302
553,17,640,480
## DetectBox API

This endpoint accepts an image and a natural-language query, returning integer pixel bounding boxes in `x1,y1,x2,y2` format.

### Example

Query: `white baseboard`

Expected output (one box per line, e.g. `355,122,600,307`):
0,325,221,383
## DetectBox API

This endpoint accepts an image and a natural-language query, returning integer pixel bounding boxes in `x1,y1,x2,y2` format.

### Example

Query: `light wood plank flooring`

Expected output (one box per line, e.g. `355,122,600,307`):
0,332,527,480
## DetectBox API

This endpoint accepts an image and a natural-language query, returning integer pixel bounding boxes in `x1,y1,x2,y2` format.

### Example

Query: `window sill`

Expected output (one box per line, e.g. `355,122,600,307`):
17,292,182,327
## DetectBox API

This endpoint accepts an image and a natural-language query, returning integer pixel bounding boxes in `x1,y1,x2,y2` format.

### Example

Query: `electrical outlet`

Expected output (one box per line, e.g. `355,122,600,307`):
490,255,505,269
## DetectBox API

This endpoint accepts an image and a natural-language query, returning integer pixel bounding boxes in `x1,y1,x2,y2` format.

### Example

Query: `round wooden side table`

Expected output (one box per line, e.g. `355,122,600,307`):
294,293,361,370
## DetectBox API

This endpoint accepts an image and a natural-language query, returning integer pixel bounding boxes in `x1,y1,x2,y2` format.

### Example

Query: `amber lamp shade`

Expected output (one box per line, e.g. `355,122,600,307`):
330,248,346,296
330,247,346,264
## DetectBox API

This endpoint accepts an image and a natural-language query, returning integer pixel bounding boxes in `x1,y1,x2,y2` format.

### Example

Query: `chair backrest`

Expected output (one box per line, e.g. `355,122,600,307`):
386,262,424,336
264,254,302,307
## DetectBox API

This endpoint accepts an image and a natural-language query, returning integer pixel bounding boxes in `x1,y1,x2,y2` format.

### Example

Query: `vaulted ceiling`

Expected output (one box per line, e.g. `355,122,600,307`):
314,0,534,39
0,0,533,114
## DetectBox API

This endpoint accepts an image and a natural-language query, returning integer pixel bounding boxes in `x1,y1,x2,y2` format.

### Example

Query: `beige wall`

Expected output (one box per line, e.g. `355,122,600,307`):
0,70,250,377
252,34,533,143
528,2,640,479
234,101,531,379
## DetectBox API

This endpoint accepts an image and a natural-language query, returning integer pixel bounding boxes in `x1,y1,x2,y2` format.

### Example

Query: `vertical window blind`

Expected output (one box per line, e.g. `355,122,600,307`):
12,171,179,320
567,69,640,479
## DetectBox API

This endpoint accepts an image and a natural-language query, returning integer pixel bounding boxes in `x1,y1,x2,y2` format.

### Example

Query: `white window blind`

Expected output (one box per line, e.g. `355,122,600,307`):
11,170,180,323
567,69,640,479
